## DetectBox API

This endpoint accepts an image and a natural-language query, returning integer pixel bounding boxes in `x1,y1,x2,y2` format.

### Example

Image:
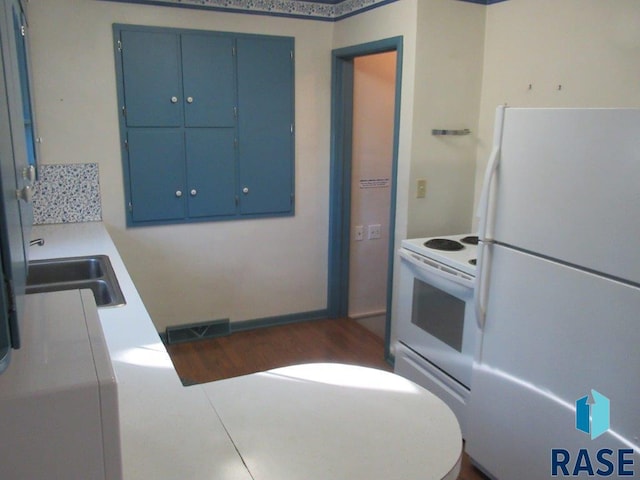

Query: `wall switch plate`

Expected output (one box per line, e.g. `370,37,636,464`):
354,225,364,241
368,224,381,240
417,178,427,198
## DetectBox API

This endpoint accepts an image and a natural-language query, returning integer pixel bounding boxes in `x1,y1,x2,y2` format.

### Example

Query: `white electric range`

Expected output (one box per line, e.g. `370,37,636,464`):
401,234,478,276
394,233,478,438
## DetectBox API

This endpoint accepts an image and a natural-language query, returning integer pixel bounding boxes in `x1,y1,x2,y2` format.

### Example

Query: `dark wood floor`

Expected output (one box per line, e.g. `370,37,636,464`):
165,317,488,480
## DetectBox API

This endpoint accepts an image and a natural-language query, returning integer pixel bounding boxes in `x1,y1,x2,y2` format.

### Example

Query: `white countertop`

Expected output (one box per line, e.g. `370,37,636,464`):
30,223,252,480
29,222,462,480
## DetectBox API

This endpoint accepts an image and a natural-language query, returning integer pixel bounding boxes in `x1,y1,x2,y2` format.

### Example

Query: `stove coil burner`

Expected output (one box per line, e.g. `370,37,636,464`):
424,238,465,251
460,235,479,245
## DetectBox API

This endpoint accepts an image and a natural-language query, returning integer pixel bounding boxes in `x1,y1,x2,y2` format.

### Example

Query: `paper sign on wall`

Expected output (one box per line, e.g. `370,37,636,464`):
359,178,390,189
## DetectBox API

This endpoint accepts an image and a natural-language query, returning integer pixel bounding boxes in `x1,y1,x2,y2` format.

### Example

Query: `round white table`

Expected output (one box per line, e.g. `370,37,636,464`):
202,363,462,480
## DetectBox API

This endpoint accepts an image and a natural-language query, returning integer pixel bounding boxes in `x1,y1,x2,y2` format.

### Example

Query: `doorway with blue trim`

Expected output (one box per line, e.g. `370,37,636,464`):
328,36,403,364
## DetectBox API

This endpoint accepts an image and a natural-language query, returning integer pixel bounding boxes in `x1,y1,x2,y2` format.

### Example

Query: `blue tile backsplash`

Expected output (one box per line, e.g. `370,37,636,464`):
32,163,102,224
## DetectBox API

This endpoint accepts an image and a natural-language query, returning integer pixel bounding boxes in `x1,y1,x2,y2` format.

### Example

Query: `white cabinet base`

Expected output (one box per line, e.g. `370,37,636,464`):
0,291,121,479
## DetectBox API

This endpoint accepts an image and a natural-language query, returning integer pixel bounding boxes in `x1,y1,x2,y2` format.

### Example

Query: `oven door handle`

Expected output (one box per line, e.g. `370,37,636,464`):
398,249,474,289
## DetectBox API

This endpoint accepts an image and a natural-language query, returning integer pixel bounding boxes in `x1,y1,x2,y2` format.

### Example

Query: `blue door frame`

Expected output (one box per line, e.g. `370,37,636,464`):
328,36,403,362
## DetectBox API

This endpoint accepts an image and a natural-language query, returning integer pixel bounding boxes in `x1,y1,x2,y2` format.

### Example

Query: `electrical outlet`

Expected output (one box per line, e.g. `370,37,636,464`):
368,224,381,240
354,225,364,241
417,178,427,198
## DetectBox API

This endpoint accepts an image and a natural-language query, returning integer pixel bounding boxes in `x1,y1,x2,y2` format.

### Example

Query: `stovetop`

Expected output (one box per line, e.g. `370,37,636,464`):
401,233,478,277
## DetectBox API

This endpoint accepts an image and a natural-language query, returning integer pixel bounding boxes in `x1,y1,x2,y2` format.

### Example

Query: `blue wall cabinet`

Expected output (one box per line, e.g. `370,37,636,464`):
185,128,236,218
126,129,186,223
181,34,236,128
120,30,183,128
237,37,294,215
114,25,295,226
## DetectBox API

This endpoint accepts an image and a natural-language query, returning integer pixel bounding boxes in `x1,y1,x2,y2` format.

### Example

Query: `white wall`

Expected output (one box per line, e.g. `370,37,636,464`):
27,0,334,330
473,0,640,224
408,0,485,239
348,52,396,321
333,0,418,348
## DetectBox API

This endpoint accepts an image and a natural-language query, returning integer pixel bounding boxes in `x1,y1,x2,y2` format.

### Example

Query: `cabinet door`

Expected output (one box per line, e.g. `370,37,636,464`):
0,0,33,361
3,0,31,265
181,34,235,128
120,30,182,127
12,4,36,167
127,129,186,223
236,37,294,215
185,128,236,218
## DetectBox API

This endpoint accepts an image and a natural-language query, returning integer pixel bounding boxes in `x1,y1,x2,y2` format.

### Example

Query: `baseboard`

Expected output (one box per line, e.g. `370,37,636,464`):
161,310,329,343
230,309,329,333
348,309,386,320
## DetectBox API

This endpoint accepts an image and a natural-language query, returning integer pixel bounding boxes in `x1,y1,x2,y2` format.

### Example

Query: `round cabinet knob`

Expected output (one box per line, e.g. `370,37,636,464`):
190,189,197,196
170,96,178,104
242,187,249,194
175,190,183,197
186,96,194,104
16,185,34,203
23,165,36,183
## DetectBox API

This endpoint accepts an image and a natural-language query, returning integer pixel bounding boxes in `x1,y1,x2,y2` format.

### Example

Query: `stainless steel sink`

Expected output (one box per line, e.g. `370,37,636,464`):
26,255,126,307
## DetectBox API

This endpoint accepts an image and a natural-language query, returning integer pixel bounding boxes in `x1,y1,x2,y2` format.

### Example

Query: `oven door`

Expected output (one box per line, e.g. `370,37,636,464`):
397,248,476,388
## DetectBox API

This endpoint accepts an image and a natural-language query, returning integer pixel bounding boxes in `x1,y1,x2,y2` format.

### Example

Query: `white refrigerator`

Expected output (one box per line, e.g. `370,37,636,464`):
468,107,640,479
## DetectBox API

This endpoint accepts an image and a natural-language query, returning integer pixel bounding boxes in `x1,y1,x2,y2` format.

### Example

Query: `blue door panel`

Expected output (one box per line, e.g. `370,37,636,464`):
181,34,235,128
121,30,182,127
127,129,186,222
185,128,236,217
237,37,294,215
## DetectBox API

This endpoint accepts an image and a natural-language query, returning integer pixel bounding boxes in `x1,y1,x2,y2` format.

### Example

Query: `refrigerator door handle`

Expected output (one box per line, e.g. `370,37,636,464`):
475,106,505,330
475,147,499,329
474,240,492,329
477,105,505,243
477,146,499,241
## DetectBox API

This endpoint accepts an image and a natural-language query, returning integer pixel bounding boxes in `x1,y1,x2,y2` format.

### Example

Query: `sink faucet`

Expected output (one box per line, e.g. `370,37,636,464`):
30,238,45,247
